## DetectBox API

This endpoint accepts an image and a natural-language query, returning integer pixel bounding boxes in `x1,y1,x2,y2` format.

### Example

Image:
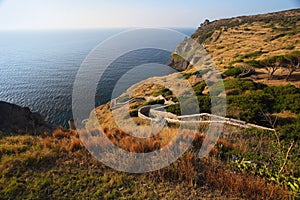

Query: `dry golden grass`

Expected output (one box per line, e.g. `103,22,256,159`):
52,126,75,138
200,158,290,199
272,110,298,119
254,68,300,87
204,21,300,68
179,10,300,88
1,124,295,199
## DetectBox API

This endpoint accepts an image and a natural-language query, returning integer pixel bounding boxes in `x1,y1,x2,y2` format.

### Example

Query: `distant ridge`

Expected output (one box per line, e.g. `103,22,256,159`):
170,8,300,70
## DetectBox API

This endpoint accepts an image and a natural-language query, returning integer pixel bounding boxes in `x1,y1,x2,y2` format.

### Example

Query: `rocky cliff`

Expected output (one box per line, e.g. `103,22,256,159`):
0,101,54,134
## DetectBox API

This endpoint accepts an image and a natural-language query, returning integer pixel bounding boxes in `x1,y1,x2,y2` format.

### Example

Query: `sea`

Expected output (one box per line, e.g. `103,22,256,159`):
0,28,195,126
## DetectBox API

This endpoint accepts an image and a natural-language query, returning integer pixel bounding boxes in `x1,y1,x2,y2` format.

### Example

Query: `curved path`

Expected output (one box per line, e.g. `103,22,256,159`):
110,96,146,110
111,96,275,132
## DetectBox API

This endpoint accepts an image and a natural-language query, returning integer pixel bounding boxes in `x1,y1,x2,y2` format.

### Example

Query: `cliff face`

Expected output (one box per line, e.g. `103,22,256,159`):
168,57,191,71
169,8,300,70
0,101,53,134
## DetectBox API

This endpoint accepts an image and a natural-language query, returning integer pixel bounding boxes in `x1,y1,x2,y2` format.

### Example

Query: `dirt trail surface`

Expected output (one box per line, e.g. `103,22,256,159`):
111,95,275,132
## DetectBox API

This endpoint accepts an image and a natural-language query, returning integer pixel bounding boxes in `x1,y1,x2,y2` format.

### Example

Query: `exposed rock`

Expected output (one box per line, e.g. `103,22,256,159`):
0,101,54,134
168,58,191,71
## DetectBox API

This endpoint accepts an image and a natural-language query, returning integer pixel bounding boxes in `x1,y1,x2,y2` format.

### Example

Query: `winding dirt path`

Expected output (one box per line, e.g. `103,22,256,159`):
111,96,275,132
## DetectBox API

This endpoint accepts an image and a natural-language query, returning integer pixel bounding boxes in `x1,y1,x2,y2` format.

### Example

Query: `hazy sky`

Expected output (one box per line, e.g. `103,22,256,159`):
0,0,299,30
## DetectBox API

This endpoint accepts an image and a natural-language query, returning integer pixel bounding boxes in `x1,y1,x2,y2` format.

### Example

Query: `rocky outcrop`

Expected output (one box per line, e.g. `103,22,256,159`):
168,58,191,71
0,101,54,134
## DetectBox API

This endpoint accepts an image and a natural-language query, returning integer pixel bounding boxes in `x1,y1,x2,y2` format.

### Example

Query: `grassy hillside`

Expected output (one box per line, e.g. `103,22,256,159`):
1,9,300,199
87,66,300,198
2,78,299,199
0,127,294,199
191,9,300,67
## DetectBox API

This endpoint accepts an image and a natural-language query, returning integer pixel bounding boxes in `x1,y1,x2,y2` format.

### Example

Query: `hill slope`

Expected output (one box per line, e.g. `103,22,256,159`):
170,9,300,69
1,9,300,199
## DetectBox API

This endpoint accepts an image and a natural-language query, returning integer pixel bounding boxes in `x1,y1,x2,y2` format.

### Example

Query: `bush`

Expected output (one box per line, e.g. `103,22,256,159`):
263,85,300,113
227,92,274,125
165,96,211,115
197,96,212,113
129,110,138,117
241,51,264,59
229,59,244,66
211,79,263,96
193,81,207,95
143,99,165,106
166,104,181,115
226,79,264,91
278,118,300,140
246,60,261,68
171,53,184,62
153,88,173,97
222,66,243,77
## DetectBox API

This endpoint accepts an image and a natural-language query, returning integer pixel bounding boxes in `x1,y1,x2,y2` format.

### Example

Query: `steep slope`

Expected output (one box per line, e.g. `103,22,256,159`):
1,9,300,200
170,8,300,69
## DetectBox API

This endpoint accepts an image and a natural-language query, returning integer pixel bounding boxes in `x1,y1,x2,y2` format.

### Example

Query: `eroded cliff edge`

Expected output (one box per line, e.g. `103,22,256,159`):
0,101,54,134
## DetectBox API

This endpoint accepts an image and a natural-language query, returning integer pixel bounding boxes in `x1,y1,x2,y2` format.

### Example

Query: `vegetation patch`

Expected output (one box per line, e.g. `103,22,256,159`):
153,88,173,98
143,99,165,106
241,51,265,59
222,66,244,77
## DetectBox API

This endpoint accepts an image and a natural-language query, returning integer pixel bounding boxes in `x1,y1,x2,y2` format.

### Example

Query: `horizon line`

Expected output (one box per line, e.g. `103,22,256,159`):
0,26,197,32
1,7,298,32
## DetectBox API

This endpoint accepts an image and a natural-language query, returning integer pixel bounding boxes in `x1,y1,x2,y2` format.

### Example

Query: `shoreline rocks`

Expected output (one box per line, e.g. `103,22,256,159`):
0,101,54,134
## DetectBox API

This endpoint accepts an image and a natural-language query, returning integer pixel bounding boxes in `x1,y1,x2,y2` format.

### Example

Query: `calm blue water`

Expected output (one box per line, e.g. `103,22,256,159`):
0,28,195,126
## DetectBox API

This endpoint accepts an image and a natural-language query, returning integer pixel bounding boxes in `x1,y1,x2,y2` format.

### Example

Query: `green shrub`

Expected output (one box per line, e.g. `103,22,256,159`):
278,118,300,140
241,51,264,59
166,104,181,115
171,53,184,62
229,59,244,66
143,99,165,106
263,85,300,113
227,92,274,125
153,88,173,97
197,96,212,113
165,96,211,116
193,81,207,95
246,60,261,68
181,69,212,80
129,110,138,117
222,66,243,77
212,79,262,96
181,73,192,79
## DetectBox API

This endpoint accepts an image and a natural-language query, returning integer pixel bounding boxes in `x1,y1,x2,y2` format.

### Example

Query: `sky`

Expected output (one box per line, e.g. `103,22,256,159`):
0,0,299,30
